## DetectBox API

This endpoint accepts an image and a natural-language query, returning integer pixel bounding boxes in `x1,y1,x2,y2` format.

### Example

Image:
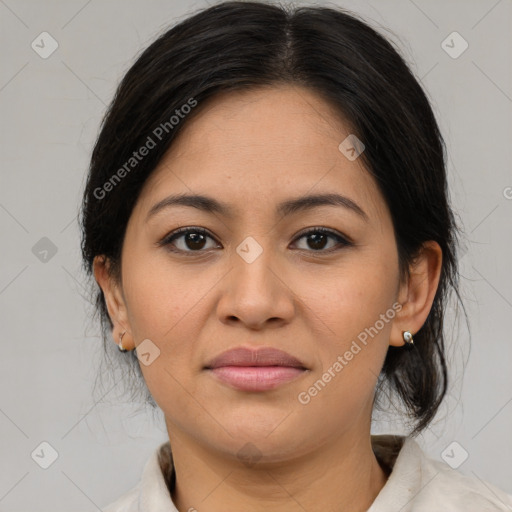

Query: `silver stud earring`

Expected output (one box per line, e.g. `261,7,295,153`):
402,330,414,346
118,331,129,352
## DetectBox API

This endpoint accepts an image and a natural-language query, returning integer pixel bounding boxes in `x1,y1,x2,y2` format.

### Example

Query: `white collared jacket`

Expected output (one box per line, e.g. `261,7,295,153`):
103,435,512,511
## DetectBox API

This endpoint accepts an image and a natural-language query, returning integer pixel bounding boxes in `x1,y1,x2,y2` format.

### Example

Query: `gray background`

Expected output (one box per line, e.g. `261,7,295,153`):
1,0,511,510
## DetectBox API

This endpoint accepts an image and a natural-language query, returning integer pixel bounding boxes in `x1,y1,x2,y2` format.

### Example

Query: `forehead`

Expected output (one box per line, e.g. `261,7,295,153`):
135,85,388,225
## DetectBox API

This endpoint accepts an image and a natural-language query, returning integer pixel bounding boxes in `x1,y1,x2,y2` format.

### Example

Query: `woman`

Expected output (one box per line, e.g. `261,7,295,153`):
80,1,512,510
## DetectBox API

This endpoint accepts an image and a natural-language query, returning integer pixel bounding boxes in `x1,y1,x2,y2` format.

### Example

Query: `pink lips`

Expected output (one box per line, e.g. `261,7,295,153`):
204,347,307,392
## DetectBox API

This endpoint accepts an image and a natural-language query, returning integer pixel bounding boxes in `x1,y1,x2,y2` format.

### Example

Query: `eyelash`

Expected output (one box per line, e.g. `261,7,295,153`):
158,226,352,256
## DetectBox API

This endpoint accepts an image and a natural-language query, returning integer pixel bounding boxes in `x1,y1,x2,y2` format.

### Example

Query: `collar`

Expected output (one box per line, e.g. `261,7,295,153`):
108,434,512,511
138,434,410,511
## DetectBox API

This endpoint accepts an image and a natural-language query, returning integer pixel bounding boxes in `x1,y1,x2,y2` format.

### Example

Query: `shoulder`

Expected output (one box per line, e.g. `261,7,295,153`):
101,440,176,511
370,435,512,511
415,444,512,511
103,441,178,512
102,481,140,512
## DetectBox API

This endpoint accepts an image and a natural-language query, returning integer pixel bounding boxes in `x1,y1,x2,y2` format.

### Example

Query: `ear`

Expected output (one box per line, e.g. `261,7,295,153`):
390,241,443,347
93,255,133,349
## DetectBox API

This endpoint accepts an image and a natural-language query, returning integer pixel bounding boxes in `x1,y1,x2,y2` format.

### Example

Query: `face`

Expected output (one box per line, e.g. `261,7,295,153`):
101,85,411,462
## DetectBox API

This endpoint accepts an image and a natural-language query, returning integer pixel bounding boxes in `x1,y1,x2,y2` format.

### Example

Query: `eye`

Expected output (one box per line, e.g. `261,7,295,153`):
158,226,352,256
159,227,220,255
291,227,352,253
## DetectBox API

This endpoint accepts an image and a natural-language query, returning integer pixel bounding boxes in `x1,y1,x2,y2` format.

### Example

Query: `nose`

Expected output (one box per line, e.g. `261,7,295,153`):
216,241,295,330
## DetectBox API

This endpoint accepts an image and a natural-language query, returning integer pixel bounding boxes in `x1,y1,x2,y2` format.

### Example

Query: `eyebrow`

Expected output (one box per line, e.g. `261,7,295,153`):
146,192,369,222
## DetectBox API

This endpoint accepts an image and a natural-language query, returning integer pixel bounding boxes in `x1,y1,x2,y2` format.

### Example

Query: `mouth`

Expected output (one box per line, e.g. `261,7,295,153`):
205,365,307,392
204,346,308,392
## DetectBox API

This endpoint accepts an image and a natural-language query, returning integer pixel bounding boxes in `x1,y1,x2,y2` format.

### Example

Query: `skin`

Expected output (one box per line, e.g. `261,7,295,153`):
94,84,442,512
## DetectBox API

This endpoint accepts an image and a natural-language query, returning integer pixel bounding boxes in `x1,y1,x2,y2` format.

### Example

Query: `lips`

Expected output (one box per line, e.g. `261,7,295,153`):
204,346,307,370
204,346,308,392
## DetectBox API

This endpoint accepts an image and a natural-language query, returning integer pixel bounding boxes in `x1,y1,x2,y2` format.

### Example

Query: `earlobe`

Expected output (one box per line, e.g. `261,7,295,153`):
389,241,443,347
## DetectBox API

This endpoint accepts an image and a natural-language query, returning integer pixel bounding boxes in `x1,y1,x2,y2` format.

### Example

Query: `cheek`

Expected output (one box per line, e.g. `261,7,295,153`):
120,248,214,394
122,249,199,338
122,259,204,412
300,252,398,334
297,251,398,390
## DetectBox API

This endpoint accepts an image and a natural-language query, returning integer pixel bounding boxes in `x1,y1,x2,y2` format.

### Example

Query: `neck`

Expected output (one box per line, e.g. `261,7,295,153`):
166,426,389,512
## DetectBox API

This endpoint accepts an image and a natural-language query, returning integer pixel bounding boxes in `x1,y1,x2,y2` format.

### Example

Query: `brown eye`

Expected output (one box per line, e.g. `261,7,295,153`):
159,226,351,256
161,227,219,254
292,228,351,252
